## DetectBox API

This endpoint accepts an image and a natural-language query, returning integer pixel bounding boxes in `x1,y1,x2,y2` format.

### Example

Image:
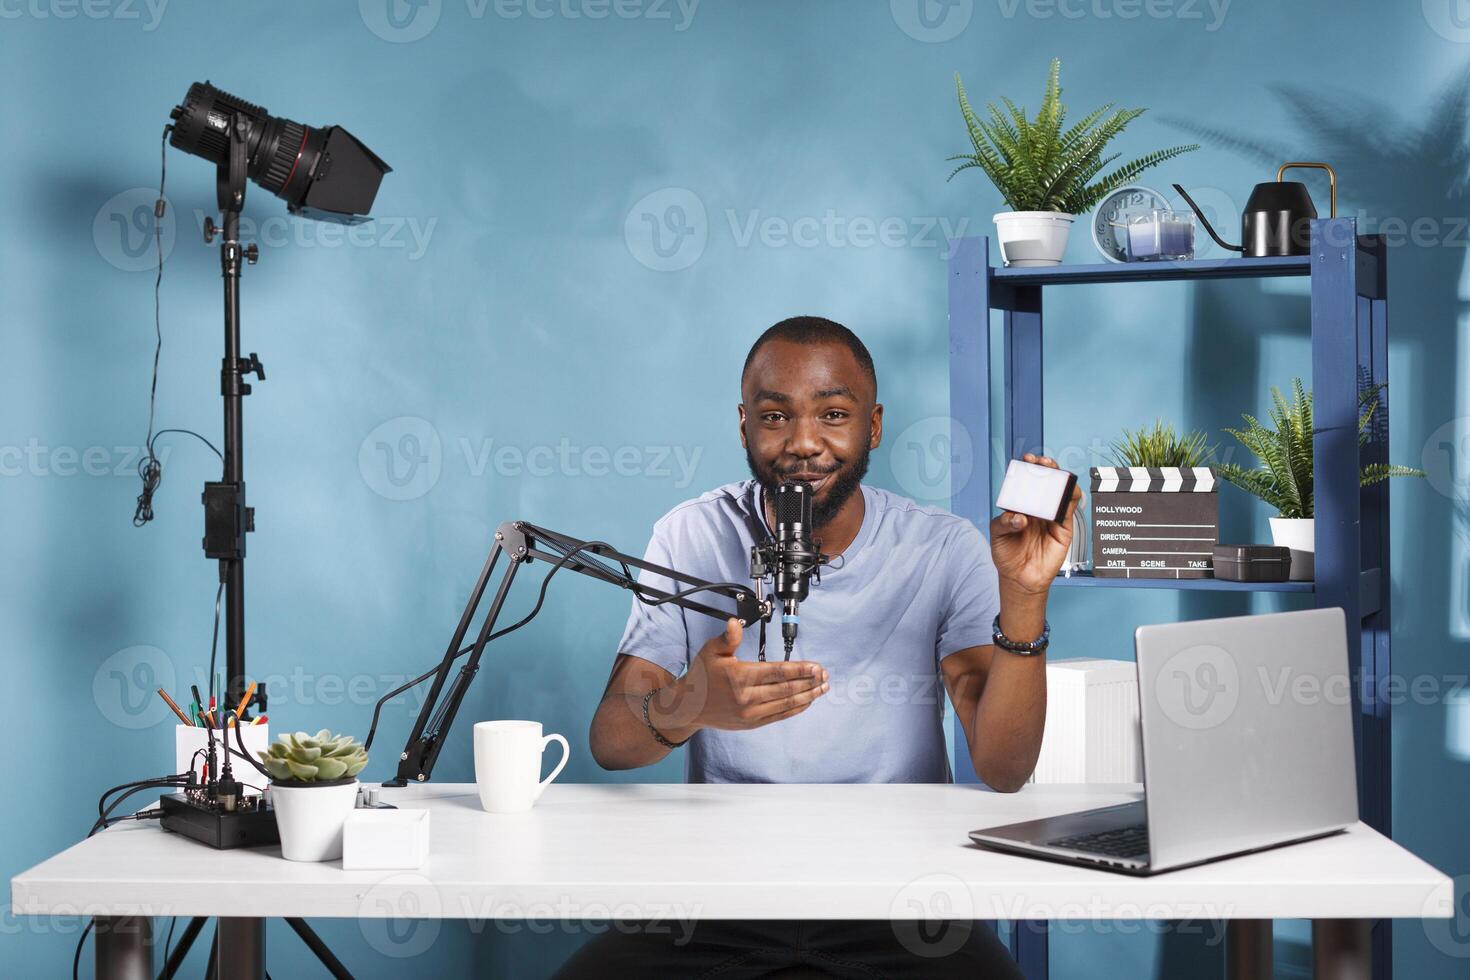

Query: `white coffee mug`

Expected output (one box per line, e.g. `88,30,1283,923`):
473,720,570,813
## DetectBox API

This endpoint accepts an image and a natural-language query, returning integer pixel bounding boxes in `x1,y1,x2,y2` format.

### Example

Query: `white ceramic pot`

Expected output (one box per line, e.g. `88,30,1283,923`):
993,211,1074,267
271,779,359,862
1269,517,1315,581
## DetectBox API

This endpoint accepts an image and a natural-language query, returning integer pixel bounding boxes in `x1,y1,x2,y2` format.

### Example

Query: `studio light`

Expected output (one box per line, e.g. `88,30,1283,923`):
168,81,391,223
142,81,391,729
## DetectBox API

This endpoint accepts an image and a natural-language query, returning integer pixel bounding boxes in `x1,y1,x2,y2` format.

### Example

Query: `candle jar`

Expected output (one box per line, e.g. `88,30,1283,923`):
1126,209,1195,262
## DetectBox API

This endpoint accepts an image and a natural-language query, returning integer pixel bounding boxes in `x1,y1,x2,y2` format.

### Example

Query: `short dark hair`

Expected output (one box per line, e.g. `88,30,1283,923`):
741,316,877,396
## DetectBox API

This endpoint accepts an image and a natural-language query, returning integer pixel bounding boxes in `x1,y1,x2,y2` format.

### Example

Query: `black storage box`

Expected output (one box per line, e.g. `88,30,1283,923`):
1212,544,1292,583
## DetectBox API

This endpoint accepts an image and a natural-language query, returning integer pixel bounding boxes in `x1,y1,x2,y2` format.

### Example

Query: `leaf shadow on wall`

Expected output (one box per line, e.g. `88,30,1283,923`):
1161,66,1470,980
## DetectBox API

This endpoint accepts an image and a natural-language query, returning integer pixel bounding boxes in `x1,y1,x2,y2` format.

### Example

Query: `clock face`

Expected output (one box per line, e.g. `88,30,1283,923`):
1091,185,1169,263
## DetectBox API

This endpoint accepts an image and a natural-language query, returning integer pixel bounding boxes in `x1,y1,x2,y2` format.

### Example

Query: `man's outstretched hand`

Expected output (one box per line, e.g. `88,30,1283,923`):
650,618,829,734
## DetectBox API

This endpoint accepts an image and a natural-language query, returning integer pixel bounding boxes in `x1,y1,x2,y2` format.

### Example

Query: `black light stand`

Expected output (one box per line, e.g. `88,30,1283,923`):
373,521,772,786
201,114,267,719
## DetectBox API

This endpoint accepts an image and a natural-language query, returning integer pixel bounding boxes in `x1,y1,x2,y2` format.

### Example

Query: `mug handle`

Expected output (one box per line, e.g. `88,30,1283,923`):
535,733,570,800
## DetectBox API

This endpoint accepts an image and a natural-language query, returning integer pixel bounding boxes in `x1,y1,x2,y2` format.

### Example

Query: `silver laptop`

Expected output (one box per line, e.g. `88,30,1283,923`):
969,607,1359,875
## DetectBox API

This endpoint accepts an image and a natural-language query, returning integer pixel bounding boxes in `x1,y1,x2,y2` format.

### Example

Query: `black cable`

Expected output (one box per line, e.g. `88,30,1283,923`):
233,717,272,780
72,918,93,980
207,580,223,706
95,773,189,828
132,123,225,527
162,915,177,973
95,807,164,832
134,122,174,527
91,780,186,837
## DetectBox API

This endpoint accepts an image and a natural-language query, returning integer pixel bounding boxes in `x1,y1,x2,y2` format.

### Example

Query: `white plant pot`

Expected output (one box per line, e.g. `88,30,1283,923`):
271,779,359,862
1269,517,1315,581
994,211,1074,267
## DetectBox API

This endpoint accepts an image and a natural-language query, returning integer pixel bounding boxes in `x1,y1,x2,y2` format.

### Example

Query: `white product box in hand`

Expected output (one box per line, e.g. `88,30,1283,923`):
175,724,271,795
342,808,431,870
1031,659,1141,785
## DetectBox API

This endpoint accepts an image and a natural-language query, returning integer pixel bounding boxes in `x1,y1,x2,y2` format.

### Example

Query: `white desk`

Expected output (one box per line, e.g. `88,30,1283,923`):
12,782,1453,979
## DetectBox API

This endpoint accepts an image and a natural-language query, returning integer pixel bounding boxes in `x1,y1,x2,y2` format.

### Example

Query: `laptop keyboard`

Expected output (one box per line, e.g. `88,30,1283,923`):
1045,824,1150,860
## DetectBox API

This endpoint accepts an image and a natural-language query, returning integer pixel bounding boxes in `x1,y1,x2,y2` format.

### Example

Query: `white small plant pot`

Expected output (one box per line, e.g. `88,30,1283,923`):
994,211,1074,267
271,778,359,862
1269,517,1315,581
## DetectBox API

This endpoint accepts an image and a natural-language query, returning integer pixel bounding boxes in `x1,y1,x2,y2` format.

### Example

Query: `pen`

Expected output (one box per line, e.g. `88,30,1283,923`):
234,681,257,719
251,714,267,727
157,688,192,726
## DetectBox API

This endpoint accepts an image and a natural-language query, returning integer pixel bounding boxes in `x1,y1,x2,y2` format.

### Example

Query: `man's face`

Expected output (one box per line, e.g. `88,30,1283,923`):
740,339,882,529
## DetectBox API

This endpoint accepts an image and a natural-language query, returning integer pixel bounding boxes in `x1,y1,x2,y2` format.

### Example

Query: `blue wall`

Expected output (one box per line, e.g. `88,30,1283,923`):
3,1,1469,976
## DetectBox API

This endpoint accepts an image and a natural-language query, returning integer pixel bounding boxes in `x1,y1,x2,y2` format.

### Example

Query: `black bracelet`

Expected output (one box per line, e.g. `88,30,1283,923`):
642,687,691,749
992,613,1050,656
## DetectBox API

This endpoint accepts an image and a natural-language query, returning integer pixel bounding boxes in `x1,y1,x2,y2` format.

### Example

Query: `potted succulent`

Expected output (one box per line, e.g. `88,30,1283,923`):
258,730,368,862
949,59,1198,267
1218,379,1424,581
1091,420,1219,579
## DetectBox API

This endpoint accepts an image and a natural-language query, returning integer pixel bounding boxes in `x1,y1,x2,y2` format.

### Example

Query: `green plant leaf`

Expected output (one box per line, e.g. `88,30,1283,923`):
948,61,1196,213
1222,377,1422,517
285,758,320,780
1361,463,1425,485
1108,418,1215,468
314,757,348,780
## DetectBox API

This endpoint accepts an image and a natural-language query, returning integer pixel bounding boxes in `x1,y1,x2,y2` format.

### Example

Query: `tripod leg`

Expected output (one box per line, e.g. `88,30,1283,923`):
204,929,218,980
285,918,354,979
158,917,208,979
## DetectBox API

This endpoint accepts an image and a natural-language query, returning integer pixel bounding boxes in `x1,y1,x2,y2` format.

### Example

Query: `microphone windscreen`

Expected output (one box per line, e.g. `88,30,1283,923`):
777,481,812,527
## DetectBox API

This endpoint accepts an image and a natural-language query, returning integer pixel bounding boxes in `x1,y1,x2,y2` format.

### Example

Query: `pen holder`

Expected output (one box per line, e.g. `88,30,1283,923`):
176,723,271,794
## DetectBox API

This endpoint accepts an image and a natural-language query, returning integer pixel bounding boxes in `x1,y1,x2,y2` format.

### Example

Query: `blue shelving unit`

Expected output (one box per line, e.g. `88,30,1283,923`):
947,220,1394,980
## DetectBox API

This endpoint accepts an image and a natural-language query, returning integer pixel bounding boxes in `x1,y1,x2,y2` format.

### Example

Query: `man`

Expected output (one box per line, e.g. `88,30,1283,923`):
556,316,1079,978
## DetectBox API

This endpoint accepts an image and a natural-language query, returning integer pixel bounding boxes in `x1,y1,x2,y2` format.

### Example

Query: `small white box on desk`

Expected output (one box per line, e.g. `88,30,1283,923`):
1032,658,1141,785
175,724,271,795
343,808,431,870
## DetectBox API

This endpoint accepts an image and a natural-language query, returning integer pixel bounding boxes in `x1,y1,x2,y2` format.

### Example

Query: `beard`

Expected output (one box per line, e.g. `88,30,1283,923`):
745,441,870,530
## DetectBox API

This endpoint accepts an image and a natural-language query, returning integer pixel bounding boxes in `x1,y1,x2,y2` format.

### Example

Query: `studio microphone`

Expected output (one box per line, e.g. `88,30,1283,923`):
773,480,823,659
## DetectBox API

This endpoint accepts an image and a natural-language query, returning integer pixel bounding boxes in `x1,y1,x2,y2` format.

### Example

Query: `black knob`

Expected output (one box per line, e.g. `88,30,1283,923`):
245,243,259,264
203,216,216,243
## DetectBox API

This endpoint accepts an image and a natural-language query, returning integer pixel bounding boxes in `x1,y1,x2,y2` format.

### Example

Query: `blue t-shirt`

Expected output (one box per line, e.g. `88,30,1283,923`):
616,479,1001,783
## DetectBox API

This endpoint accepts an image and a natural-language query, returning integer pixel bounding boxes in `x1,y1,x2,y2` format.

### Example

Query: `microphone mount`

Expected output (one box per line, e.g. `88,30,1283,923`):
748,479,831,662
373,520,774,786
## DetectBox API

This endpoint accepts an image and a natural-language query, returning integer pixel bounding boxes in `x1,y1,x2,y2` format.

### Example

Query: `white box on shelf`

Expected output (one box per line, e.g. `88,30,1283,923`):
342,808,431,870
175,724,271,795
1031,658,1141,785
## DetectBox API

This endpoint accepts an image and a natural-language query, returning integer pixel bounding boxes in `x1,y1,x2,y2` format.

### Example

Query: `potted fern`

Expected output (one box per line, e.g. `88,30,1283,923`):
1091,420,1219,579
1218,379,1424,581
258,730,368,862
949,59,1198,267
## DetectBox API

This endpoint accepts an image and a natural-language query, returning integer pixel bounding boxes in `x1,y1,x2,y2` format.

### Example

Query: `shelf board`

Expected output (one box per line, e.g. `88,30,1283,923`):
991,255,1311,286
1054,570,1314,593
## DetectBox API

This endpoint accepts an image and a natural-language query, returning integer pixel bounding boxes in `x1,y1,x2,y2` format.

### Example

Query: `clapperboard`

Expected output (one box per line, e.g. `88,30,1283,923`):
1089,467,1219,579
